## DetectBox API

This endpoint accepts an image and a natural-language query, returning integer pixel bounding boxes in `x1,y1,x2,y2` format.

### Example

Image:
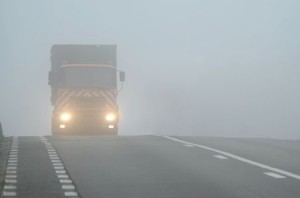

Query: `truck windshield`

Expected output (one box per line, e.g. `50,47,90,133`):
62,66,116,89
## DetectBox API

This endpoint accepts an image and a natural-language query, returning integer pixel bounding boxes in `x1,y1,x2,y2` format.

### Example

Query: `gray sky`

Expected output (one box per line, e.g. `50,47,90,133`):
0,0,299,138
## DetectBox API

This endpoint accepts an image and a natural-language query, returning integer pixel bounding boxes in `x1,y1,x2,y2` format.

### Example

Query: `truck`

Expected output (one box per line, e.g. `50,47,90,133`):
48,45,125,135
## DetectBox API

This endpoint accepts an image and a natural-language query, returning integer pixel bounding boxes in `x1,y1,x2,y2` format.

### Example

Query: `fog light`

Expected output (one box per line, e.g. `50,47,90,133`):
59,124,66,129
108,125,114,129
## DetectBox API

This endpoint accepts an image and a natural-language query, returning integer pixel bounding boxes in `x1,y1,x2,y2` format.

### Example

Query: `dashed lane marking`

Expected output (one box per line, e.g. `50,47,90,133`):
4,185,17,190
4,179,17,184
3,136,19,197
62,185,75,190
7,162,17,165
64,191,78,197
54,166,65,170
51,159,60,162
60,179,73,184
7,167,17,170
5,175,17,179
49,155,58,158
53,163,64,166
56,170,67,174
6,170,17,174
58,174,69,179
48,149,56,152
163,136,300,180
40,136,80,198
7,165,18,167
2,191,17,196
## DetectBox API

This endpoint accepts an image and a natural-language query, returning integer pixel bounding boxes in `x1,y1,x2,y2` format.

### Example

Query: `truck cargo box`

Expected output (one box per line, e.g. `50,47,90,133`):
51,45,117,70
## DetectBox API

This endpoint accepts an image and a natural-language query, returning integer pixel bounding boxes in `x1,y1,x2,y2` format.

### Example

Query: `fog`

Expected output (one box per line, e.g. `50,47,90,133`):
0,0,299,138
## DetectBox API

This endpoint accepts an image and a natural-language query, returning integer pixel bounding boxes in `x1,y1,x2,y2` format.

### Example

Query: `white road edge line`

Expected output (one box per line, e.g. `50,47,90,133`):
163,136,300,180
184,144,194,147
214,155,229,160
264,172,286,179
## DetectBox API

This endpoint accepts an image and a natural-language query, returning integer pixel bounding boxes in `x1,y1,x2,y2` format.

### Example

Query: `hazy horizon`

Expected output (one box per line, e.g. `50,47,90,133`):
1,0,299,139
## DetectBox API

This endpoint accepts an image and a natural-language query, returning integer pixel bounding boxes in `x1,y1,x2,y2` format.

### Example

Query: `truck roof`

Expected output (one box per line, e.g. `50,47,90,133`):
51,45,117,70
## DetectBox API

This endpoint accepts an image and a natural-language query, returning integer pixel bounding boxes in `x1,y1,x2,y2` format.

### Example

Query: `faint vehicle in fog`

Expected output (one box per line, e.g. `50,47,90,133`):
48,45,125,135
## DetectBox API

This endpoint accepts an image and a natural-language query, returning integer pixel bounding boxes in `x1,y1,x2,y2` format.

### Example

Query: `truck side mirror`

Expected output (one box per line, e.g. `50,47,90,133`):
120,71,125,82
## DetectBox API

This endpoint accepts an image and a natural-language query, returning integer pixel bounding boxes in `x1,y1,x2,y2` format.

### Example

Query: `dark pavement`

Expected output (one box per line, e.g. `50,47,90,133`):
1,135,300,198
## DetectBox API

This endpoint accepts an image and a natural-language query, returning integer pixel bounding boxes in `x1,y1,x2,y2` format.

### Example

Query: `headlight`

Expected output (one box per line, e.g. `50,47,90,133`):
60,113,71,121
105,113,116,121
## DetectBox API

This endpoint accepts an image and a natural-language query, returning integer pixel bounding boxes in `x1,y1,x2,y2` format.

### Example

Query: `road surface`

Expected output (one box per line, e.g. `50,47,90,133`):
1,135,300,197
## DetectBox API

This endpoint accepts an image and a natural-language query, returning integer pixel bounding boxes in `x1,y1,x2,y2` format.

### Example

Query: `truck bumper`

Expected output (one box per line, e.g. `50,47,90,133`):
51,111,118,135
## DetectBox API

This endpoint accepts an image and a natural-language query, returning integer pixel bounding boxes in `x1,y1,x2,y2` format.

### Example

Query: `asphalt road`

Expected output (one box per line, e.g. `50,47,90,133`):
1,135,300,198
